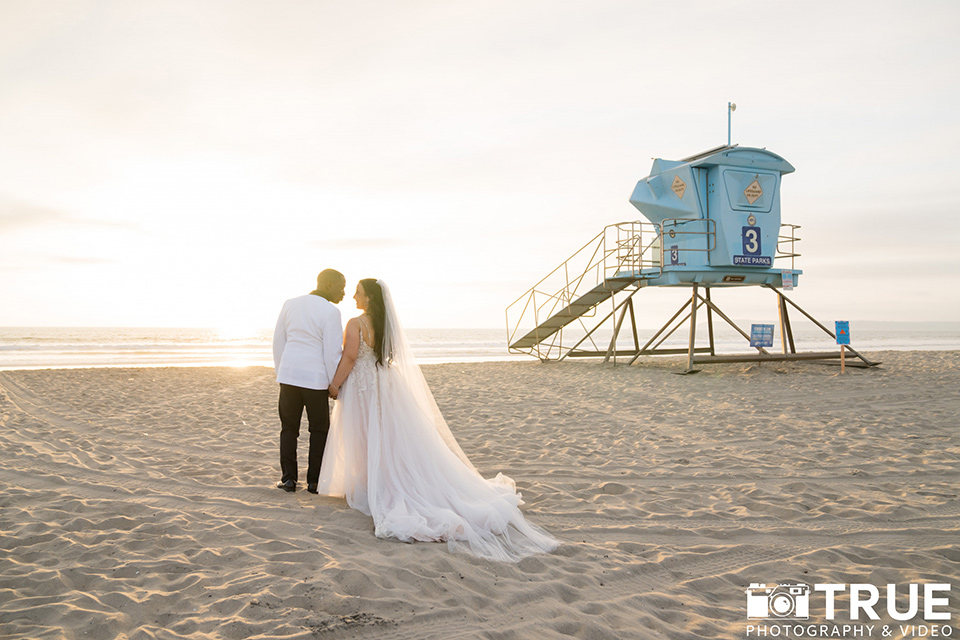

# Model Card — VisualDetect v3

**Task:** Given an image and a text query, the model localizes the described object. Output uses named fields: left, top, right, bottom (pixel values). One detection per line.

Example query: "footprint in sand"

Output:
left=600, top=482, right=629, bottom=495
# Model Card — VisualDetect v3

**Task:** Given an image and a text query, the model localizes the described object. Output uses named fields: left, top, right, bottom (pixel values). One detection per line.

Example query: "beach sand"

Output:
left=1, top=351, right=957, bottom=639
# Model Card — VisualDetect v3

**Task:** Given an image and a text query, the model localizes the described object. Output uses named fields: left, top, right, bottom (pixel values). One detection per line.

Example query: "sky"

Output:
left=1, top=0, right=959, bottom=333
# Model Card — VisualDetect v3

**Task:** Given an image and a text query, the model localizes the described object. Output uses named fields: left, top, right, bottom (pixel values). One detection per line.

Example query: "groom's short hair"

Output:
left=317, top=269, right=345, bottom=289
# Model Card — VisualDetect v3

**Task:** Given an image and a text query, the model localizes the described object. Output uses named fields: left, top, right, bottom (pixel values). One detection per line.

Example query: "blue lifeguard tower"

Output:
left=506, top=143, right=876, bottom=372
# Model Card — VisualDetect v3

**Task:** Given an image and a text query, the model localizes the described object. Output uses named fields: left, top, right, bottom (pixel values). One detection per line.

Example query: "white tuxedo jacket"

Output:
left=273, top=294, right=343, bottom=390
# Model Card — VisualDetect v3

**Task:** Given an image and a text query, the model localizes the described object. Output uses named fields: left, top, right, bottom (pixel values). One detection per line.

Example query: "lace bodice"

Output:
left=358, top=338, right=375, bottom=361
left=349, top=325, right=378, bottom=394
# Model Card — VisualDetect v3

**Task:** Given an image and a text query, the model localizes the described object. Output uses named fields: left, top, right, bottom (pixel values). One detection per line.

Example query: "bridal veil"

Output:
left=319, top=280, right=559, bottom=562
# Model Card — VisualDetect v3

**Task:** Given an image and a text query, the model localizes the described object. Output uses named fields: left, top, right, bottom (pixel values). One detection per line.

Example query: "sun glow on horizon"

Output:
left=215, top=324, right=271, bottom=342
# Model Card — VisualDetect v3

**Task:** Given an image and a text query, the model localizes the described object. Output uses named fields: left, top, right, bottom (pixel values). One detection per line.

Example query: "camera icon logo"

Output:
left=745, top=583, right=811, bottom=620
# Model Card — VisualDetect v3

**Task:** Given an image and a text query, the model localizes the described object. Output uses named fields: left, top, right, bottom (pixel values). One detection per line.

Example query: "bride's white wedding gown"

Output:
left=317, top=332, right=558, bottom=562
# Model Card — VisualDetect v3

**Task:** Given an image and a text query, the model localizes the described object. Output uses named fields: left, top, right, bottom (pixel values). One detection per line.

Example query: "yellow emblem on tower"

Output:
left=671, top=175, right=686, bottom=199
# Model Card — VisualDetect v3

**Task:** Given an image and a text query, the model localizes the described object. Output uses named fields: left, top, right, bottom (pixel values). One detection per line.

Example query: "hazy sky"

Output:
left=2, top=0, right=958, bottom=331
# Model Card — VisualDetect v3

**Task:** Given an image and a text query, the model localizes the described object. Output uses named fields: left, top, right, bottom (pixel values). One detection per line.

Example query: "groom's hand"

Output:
left=328, top=383, right=339, bottom=400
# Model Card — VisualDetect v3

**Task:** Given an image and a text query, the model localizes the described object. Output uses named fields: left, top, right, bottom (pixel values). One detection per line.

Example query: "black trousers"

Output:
left=278, top=383, right=330, bottom=485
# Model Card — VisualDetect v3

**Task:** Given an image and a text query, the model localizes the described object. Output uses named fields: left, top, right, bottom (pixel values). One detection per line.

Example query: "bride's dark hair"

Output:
left=360, top=279, right=387, bottom=366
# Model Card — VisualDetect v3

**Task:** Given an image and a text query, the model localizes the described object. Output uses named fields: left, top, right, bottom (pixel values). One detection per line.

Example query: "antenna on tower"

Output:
left=728, top=102, right=737, bottom=146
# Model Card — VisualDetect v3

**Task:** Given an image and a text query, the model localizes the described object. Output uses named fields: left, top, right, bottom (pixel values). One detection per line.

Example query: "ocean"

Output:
left=0, top=327, right=523, bottom=370
left=0, top=323, right=958, bottom=371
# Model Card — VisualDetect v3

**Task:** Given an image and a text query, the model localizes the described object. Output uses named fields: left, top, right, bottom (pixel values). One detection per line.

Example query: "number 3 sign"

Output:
left=742, top=226, right=761, bottom=255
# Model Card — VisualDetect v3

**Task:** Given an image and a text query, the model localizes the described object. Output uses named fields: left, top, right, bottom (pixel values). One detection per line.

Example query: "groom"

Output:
left=272, top=269, right=346, bottom=494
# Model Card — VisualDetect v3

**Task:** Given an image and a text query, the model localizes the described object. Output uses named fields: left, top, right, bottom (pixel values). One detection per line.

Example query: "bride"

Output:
left=317, top=279, right=558, bottom=562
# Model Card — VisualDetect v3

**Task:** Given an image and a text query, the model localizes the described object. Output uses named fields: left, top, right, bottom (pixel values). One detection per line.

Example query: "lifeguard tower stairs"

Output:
left=506, top=145, right=877, bottom=372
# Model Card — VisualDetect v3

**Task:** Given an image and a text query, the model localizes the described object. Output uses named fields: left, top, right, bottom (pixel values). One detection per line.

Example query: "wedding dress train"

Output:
left=317, top=284, right=558, bottom=563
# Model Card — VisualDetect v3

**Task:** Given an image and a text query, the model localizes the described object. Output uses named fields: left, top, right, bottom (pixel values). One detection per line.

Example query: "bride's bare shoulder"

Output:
left=343, top=316, right=362, bottom=336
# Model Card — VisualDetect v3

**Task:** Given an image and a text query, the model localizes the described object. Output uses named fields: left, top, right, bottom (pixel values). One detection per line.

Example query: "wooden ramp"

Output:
left=509, top=279, right=635, bottom=350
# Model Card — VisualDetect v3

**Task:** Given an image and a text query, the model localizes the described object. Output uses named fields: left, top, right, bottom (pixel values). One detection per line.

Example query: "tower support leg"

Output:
left=706, top=287, right=716, bottom=357
left=778, top=292, right=796, bottom=354
left=684, top=285, right=701, bottom=374
left=765, top=285, right=876, bottom=366
left=628, top=297, right=695, bottom=365
left=605, top=299, right=632, bottom=364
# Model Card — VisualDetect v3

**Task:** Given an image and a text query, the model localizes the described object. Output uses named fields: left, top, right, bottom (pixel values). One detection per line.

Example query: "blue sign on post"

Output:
left=835, top=321, right=851, bottom=345
left=750, top=324, right=774, bottom=348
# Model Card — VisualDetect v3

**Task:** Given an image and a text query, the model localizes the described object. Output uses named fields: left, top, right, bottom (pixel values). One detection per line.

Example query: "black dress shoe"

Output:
left=276, top=480, right=296, bottom=492
left=307, top=483, right=318, bottom=494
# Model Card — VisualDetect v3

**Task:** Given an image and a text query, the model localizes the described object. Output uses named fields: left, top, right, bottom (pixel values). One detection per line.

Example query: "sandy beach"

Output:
left=1, top=352, right=957, bottom=639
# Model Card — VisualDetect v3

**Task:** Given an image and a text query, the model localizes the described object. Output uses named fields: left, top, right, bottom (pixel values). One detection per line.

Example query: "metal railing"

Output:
left=658, top=218, right=717, bottom=266
left=776, top=223, right=801, bottom=269
left=506, top=219, right=802, bottom=360
left=505, top=221, right=657, bottom=359
left=608, top=220, right=661, bottom=278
